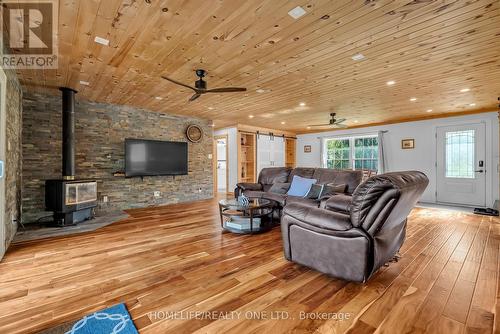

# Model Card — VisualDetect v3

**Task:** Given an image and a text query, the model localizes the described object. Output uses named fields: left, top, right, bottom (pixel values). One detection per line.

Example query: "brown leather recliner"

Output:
left=281, top=171, right=429, bottom=282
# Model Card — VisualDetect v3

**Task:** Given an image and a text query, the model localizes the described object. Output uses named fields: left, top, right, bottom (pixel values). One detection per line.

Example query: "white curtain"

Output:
left=378, top=130, right=387, bottom=173
left=320, top=137, right=326, bottom=168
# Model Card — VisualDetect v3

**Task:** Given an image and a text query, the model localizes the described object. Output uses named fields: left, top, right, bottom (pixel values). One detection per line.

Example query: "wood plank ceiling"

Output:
left=15, top=0, right=500, bottom=133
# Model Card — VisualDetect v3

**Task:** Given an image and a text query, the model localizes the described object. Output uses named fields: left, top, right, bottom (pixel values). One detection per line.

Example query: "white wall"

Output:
left=214, top=127, right=238, bottom=191
left=297, top=112, right=499, bottom=207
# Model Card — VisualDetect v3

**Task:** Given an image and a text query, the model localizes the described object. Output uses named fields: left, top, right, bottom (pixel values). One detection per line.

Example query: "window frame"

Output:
left=322, top=134, right=379, bottom=171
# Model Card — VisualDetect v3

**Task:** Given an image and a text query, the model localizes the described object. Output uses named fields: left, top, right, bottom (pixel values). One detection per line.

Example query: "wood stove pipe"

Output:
left=60, top=87, right=77, bottom=180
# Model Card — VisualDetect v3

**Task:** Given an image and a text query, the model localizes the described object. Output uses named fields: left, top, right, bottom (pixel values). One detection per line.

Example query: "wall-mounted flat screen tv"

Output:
left=125, top=139, right=188, bottom=177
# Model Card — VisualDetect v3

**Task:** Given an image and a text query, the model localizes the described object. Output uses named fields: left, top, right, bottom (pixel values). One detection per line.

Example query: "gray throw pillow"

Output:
left=318, top=183, right=347, bottom=199
left=269, top=182, right=290, bottom=194
left=305, top=184, right=324, bottom=199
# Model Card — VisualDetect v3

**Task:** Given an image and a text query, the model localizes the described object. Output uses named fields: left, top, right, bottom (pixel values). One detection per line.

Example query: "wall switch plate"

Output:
left=208, top=154, right=213, bottom=159
left=154, top=191, right=161, bottom=198
left=103, top=195, right=108, bottom=203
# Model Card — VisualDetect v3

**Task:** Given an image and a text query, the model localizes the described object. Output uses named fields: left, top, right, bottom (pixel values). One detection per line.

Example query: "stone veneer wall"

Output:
left=2, top=69, right=22, bottom=250
left=22, top=92, right=213, bottom=223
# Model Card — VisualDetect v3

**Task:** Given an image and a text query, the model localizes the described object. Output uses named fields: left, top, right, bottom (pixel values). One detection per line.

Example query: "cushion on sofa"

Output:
left=287, top=175, right=317, bottom=197
left=318, top=183, right=347, bottom=199
left=287, top=167, right=316, bottom=183
left=286, top=196, right=320, bottom=208
left=323, top=194, right=353, bottom=213
left=269, top=182, right=291, bottom=194
left=258, top=167, right=291, bottom=186
left=261, top=192, right=287, bottom=206
left=305, top=184, right=323, bottom=199
left=312, top=169, right=363, bottom=194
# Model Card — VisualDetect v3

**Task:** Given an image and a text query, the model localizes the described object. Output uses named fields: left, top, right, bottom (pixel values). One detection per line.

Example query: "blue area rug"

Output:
left=65, top=304, right=138, bottom=334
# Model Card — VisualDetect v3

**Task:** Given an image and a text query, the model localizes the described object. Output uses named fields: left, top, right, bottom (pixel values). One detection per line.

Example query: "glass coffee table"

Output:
left=218, top=198, right=277, bottom=234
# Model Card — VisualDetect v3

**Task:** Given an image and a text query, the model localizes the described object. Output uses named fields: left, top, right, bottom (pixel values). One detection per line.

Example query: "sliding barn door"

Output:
left=257, top=135, right=272, bottom=176
left=257, top=135, right=286, bottom=176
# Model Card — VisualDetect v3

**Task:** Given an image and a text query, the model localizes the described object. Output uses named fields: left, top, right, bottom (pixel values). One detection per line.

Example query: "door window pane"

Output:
left=445, top=130, right=475, bottom=178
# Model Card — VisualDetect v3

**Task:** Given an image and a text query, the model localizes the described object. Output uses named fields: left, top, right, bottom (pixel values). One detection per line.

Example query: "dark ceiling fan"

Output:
left=309, top=113, right=348, bottom=128
left=161, top=69, right=247, bottom=102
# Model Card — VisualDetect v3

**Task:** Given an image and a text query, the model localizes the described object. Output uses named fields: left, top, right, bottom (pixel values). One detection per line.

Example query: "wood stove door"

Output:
left=0, top=66, right=7, bottom=259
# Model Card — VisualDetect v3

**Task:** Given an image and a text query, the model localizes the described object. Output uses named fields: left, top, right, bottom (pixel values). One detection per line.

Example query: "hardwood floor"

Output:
left=0, top=198, right=498, bottom=333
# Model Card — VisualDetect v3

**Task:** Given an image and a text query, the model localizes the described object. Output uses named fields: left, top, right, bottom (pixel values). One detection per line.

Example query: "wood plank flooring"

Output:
left=0, top=197, right=498, bottom=333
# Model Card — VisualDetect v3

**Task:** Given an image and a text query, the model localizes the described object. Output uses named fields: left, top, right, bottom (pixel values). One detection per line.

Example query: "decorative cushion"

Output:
left=305, top=184, right=324, bottom=199
left=287, top=175, right=317, bottom=197
left=318, top=183, right=347, bottom=199
left=269, top=182, right=291, bottom=194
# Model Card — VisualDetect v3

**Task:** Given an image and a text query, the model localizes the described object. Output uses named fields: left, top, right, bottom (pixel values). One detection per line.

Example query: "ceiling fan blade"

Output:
left=205, top=87, right=247, bottom=93
left=161, top=75, right=198, bottom=92
left=335, top=118, right=347, bottom=124
left=189, top=93, right=201, bottom=102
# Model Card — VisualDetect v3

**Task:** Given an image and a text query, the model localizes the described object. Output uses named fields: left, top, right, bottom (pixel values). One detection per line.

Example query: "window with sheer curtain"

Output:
left=323, top=135, right=379, bottom=171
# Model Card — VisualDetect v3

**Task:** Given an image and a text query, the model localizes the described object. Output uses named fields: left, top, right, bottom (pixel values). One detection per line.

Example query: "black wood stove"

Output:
left=45, top=88, right=97, bottom=226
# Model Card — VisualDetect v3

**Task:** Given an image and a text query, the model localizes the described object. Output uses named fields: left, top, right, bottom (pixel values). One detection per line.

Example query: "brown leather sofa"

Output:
left=235, top=167, right=363, bottom=209
left=281, top=171, right=429, bottom=282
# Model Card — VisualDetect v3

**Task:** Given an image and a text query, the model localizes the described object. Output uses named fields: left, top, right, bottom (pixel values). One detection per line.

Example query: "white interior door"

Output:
left=436, top=123, right=486, bottom=207
left=257, top=135, right=272, bottom=175
left=272, top=137, right=285, bottom=167
left=0, top=67, right=6, bottom=258
left=216, top=138, right=227, bottom=192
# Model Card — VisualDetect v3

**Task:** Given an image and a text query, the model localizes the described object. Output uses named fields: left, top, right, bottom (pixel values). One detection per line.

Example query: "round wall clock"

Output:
left=186, top=124, right=203, bottom=143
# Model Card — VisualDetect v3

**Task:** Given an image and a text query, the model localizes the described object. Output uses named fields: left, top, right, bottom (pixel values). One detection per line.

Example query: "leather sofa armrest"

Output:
left=323, top=194, right=353, bottom=213
left=283, top=203, right=352, bottom=231
left=236, top=183, right=263, bottom=191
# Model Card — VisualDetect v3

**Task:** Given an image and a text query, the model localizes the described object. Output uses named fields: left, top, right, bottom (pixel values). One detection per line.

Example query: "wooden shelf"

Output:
left=238, top=133, right=256, bottom=183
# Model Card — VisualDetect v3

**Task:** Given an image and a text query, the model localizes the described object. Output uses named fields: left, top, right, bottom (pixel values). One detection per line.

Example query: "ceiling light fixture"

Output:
left=94, top=36, right=110, bottom=46
left=248, top=115, right=254, bottom=118
left=281, top=121, right=286, bottom=125
left=155, top=96, right=163, bottom=100
left=386, top=80, right=396, bottom=86
left=410, top=97, right=417, bottom=102
left=426, top=109, right=433, bottom=113
left=288, top=6, right=306, bottom=19
left=351, top=53, right=365, bottom=61
left=79, top=80, right=90, bottom=86
left=299, top=102, right=306, bottom=106
left=460, top=88, right=470, bottom=93
left=208, top=107, right=214, bottom=110
left=256, top=89, right=266, bottom=93
left=469, top=103, right=476, bottom=107
left=353, top=120, right=359, bottom=123
left=306, top=126, right=311, bottom=129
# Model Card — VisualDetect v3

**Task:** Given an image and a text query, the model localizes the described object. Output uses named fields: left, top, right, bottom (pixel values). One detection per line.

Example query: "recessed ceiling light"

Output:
left=469, top=103, right=476, bottom=107
left=155, top=96, right=163, bottom=100
left=299, top=102, right=306, bottom=106
left=386, top=80, right=396, bottom=86
left=281, top=121, right=286, bottom=125
left=208, top=107, right=214, bottom=110
left=256, top=89, right=266, bottom=93
left=79, top=80, right=90, bottom=86
left=410, top=97, right=417, bottom=102
left=210, top=123, right=215, bottom=127
left=306, top=126, right=311, bottom=129
left=460, top=88, right=470, bottom=93
left=351, top=53, right=365, bottom=61
left=426, top=109, right=433, bottom=113
left=353, top=120, right=359, bottom=123
left=248, top=115, right=254, bottom=118
left=94, top=36, right=110, bottom=46
left=288, top=6, right=306, bottom=19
